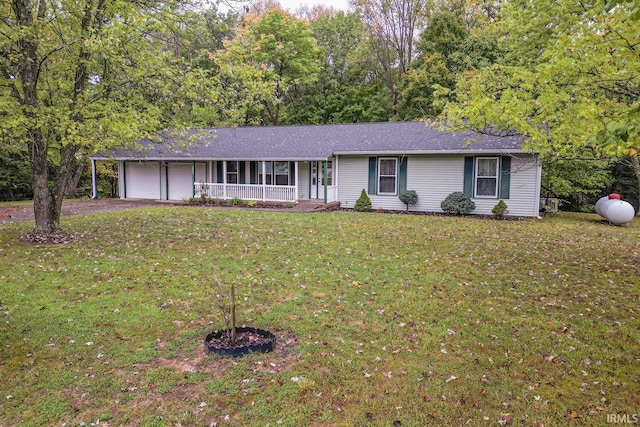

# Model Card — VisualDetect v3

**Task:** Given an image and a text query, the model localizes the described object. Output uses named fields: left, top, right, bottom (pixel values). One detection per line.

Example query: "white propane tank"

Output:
left=595, top=196, right=609, bottom=216
left=605, top=200, right=636, bottom=225
left=597, top=194, right=636, bottom=225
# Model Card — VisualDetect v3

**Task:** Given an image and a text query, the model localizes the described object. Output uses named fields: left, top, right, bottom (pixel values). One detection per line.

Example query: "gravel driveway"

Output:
left=0, top=199, right=170, bottom=224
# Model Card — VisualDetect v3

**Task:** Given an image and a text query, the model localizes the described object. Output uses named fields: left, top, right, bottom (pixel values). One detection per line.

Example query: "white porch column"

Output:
left=294, top=161, right=299, bottom=202
left=262, top=161, right=267, bottom=202
left=223, top=161, right=227, bottom=199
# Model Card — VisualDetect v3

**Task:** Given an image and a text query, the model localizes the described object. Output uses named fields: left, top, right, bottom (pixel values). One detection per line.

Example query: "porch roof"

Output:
left=94, top=121, right=529, bottom=161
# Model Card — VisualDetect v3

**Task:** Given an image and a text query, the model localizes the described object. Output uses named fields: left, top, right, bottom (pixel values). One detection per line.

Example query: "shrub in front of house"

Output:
left=399, top=190, right=418, bottom=211
left=492, top=199, right=509, bottom=219
left=354, top=189, right=372, bottom=212
left=441, top=192, right=476, bottom=214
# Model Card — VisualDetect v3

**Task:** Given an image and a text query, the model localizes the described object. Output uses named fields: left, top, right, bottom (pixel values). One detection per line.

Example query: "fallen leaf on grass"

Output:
left=568, top=409, right=581, bottom=419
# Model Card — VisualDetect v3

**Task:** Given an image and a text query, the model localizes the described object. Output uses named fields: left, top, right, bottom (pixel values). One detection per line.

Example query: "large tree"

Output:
left=441, top=0, right=639, bottom=210
left=285, top=11, right=392, bottom=124
left=214, top=8, right=322, bottom=125
left=1, top=0, right=210, bottom=235
left=351, top=0, right=427, bottom=116
left=443, top=0, right=638, bottom=155
left=397, top=7, right=502, bottom=120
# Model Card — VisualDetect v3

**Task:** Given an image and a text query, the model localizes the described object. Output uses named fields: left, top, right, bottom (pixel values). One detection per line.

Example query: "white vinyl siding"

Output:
left=337, top=154, right=540, bottom=217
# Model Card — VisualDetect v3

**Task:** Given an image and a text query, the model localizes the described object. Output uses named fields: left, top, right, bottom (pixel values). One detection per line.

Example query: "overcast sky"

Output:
left=221, top=0, right=351, bottom=13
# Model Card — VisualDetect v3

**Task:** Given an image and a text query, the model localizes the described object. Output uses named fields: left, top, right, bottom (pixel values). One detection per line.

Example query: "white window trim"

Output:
left=474, top=157, right=499, bottom=198
left=378, top=157, right=398, bottom=195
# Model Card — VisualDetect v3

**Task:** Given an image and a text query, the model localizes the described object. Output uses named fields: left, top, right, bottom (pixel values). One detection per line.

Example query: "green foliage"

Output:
left=398, top=189, right=418, bottom=211
left=398, top=10, right=501, bottom=120
left=442, top=0, right=639, bottom=159
left=214, top=9, right=322, bottom=125
left=229, top=197, right=243, bottom=206
left=354, top=189, right=372, bottom=211
left=541, top=158, right=614, bottom=212
left=441, top=191, right=476, bottom=214
left=491, top=200, right=509, bottom=219
left=287, top=12, right=393, bottom=124
left=417, top=10, right=468, bottom=70
left=1, top=0, right=217, bottom=231
left=0, top=133, right=31, bottom=200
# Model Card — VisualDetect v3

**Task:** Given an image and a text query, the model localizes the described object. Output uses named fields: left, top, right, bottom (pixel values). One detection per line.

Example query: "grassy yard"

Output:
left=0, top=207, right=638, bottom=426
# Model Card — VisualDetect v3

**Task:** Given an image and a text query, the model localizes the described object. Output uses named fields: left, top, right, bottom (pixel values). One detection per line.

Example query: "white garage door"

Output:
left=126, top=162, right=161, bottom=199
left=168, top=162, right=207, bottom=201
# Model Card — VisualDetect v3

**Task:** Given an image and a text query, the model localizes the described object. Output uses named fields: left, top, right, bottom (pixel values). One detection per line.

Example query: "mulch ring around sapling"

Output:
left=205, top=327, right=276, bottom=357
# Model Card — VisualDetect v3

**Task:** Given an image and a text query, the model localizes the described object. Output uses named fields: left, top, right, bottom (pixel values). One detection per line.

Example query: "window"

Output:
left=378, top=158, right=397, bottom=194
left=226, top=161, right=238, bottom=184
left=275, top=161, right=289, bottom=185
left=475, top=157, right=498, bottom=197
left=259, top=162, right=273, bottom=185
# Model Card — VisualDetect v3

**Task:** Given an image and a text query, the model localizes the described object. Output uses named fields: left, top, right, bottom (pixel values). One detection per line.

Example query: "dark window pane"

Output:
left=275, top=161, right=288, bottom=174
left=379, top=177, right=396, bottom=193
left=477, top=178, right=497, bottom=196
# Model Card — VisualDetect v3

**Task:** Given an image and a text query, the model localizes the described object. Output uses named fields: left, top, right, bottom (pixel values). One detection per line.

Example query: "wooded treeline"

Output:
left=1, top=0, right=638, bottom=229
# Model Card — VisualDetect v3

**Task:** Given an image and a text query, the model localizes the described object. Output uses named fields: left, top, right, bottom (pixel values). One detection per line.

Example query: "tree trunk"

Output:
left=30, top=129, right=60, bottom=233
left=65, top=159, right=86, bottom=196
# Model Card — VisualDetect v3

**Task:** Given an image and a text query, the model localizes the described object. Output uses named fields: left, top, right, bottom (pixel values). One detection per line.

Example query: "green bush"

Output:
left=354, top=189, right=372, bottom=212
left=399, top=190, right=418, bottom=211
left=492, top=199, right=509, bottom=219
left=441, top=192, right=476, bottom=215
left=229, top=197, right=243, bottom=206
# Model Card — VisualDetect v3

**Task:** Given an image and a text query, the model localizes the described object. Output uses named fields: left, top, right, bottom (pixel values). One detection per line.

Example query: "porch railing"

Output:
left=194, top=182, right=296, bottom=203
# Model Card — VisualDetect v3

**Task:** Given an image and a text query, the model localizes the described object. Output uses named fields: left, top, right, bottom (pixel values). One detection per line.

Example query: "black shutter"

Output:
left=290, top=161, right=295, bottom=185
left=499, top=156, right=511, bottom=199
left=250, top=161, right=257, bottom=184
left=368, top=157, right=377, bottom=194
left=239, top=162, right=246, bottom=184
left=398, top=157, right=408, bottom=194
left=216, top=161, right=223, bottom=183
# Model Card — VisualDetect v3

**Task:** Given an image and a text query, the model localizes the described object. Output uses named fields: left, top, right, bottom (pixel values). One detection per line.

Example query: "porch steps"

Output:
left=293, top=201, right=341, bottom=212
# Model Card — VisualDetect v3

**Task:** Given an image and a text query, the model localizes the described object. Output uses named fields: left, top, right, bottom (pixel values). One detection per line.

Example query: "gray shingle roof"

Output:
left=96, top=121, right=528, bottom=161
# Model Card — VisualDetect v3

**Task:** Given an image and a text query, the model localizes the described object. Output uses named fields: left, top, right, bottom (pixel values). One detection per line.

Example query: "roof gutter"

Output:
left=90, top=156, right=331, bottom=162
left=332, top=149, right=535, bottom=156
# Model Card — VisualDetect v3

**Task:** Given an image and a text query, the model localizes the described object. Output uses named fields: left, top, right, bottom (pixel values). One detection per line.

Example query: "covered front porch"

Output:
left=91, top=158, right=337, bottom=203
left=194, top=182, right=297, bottom=203
left=193, top=159, right=336, bottom=203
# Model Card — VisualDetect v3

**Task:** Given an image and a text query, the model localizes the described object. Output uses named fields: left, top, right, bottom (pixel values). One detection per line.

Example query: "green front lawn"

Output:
left=1, top=208, right=638, bottom=426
